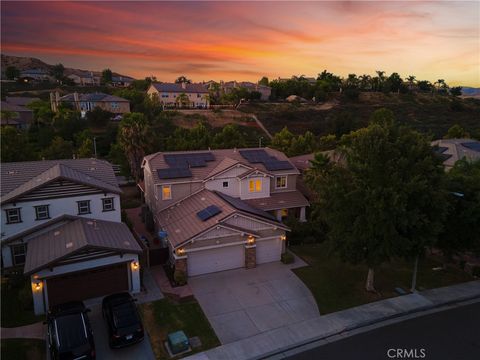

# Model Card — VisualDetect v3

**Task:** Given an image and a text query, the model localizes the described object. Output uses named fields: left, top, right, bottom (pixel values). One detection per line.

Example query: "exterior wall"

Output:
left=1, top=246, right=13, bottom=267
left=185, top=233, right=246, bottom=250
left=31, top=254, right=140, bottom=315
left=245, top=245, right=256, bottom=269
left=239, top=176, right=271, bottom=200
left=80, top=101, right=130, bottom=114
left=205, top=177, right=240, bottom=197
left=270, top=174, right=297, bottom=193
left=154, top=182, right=203, bottom=212
left=147, top=86, right=209, bottom=108
left=1, top=193, right=121, bottom=241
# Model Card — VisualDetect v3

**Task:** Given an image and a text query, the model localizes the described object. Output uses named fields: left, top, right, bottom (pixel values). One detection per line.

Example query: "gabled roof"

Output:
left=205, top=157, right=247, bottom=179
left=1, top=101, right=32, bottom=113
left=245, top=190, right=310, bottom=211
left=5, top=97, right=40, bottom=107
left=237, top=168, right=273, bottom=179
left=1, top=159, right=120, bottom=203
left=150, top=83, right=209, bottom=94
left=157, top=189, right=285, bottom=248
left=24, top=218, right=142, bottom=274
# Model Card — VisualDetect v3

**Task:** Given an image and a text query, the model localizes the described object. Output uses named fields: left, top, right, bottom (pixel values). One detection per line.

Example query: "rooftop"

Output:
left=151, top=82, right=208, bottom=94
left=432, top=138, right=480, bottom=168
left=60, top=92, right=129, bottom=103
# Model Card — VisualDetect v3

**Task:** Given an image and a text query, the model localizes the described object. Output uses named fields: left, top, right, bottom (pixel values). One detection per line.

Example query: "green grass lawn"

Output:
left=1, top=275, right=44, bottom=327
left=139, top=298, right=220, bottom=359
left=290, top=243, right=473, bottom=314
left=1, top=339, right=46, bottom=360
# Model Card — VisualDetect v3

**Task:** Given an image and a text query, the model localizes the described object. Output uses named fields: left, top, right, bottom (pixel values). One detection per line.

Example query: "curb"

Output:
left=257, top=292, right=480, bottom=360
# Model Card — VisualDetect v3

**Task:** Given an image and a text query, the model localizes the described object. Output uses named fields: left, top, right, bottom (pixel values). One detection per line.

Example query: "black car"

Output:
left=102, top=292, right=144, bottom=348
left=46, top=301, right=95, bottom=360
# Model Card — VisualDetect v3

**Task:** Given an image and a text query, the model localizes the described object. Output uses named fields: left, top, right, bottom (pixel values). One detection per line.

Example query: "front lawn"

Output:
left=291, top=243, right=473, bottom=314
left=139, top=298, right=220, bottom=359
left=1, top=339, right=46, bottom=360
left=1, top=273, right=44, bottom=327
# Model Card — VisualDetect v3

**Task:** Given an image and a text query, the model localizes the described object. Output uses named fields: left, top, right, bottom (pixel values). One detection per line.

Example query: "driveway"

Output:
left=189, top=259, right=320, bottom=344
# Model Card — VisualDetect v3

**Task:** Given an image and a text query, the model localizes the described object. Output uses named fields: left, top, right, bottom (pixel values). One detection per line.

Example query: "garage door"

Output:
left=47, top=263, right=129, bottom=307
left=256, top=238, right=283, bottom=264
left=188, top=245, right=244, bottom=277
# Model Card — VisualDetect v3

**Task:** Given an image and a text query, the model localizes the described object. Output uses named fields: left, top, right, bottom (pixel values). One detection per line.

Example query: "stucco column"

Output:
left=174, top=256, right=188, bottom=274
left=245, top=245, right=256, bottom=269
left=31, top=277, right=46, bottom=315
left=299, top=207, right=307, bottom=222
left=130, top=258, right=141, bottom=293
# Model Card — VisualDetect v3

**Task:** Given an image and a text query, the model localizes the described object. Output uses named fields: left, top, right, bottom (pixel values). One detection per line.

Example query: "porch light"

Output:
left=247, top=235, right=255, bottom=245
left=177, top=248, right=186, bottom=256
left=280, top=235, right=286, bottom=241
left=131, top=261, right=139, bottom=270
left=33, top=281, right=42, bottom=291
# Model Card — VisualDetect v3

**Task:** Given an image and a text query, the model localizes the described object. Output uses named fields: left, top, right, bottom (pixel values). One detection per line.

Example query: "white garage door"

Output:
left=256, top=238, right=283, bottom=264
left=187, top=244, right=245, bottom=276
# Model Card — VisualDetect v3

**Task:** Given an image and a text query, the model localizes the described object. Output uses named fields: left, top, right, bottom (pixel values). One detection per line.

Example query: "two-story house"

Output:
left=147, top=82, right=209, bottom=108
left=51, top=92, right=131, bottom=116
left=67, top=71, right=101, bottom=86
left=141, top=148, right=309, bottom=277
left=1, top=159, right=141, bottom=315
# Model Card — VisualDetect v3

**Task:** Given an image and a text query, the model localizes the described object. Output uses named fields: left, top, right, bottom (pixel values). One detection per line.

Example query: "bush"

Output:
left=174, top=270, right=187, bottom=286
left=472, top=266, right=480, bottom=278
left=281, top=251, right=294, bottom=264
left=18, top=282, right=33, bottom=310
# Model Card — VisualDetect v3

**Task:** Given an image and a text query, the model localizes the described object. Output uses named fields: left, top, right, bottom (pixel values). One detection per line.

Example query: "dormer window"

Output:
left=275, top=176, right=287, bottom=189
left=5, top=208, right=22, bottom=224
left=77, top=200, right=91, bottom=215
left=34, top=205, right=50, bottom=220
left=248, top=179, right=262, bottom=193
left=102, top=198, right=115, bottom=212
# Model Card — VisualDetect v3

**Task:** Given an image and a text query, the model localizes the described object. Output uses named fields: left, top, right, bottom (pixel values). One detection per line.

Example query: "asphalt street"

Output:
left=286, top=301, right=480, bottom=360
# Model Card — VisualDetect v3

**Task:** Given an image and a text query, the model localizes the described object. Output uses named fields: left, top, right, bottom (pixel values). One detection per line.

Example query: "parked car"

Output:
left=102, top=292, right=144, bottom=348
left=46, top=301, right=95, bottom=360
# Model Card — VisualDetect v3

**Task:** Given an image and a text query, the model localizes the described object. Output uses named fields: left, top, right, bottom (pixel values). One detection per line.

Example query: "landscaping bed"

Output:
left=290, top=243, right=473, bottom=314
left=1, top=339, right=46, bottom=360
left=139, top=298, right=219, bottom=359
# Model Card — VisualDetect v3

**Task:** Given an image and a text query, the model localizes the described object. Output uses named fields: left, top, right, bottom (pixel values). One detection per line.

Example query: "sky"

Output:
left=1, top=1, right=479, bottom=86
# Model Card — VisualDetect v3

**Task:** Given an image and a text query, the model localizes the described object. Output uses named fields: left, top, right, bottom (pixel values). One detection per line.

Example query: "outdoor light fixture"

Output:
left=34, top=281, right=42, bottom=291
left=247, top=235, right=255, bottom=245
left=132, top=261, right=139, bottom=270
left=177, top=248, right=186, bottom=256
left=280, top=235, right=286, bottom=241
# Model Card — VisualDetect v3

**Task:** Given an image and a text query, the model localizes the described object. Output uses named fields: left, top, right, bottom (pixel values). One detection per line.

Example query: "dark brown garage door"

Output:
left=47, top=263, right=129, bottom=307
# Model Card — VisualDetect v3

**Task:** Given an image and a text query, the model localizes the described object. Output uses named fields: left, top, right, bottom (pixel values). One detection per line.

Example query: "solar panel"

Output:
left=462, top=142, right=480, bottom=152
left=434, top=146, right=448, bottom=154
left=164, top=152, right=214, bottom=168
left=264, top=161, right=294, bottom=171
left=157, top=168, right=192, bottom=179
left=215, top=192, right=277, bottom=221
left=196, top=205, right=222, bottom=221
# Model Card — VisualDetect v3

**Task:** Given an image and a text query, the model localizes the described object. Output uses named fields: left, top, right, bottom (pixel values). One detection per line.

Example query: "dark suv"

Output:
left=46, top=302, right=95, bottom=360
left=102, top=292, right=144, bottom=348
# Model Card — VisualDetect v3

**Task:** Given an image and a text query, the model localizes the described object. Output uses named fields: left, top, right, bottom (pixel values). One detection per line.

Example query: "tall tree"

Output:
left=42, top=136, right=74, bottom=160
left=444, top=124, right=470, bottom=139
left=175, top=76, right=191, bottom=84
left=306, top=109, right=447, bottom=292
left=5, top=66, right=20, bottom=80
left=101, top=68, right=113, bottom=84
left=258, top=77, right=269, bottom=86
left=117, top=112, right=150, bottom=181
left=51, top=63, right=65, bottom=82
left=1, top=126, right=35, bottom=162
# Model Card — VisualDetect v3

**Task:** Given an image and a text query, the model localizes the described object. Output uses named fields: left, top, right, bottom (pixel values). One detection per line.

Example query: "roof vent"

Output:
left=66, top=242, right=73, bottom=248
left=87, top=221, right=94, bottom=225
left=54, top=231, right=61, bottom=236
left=201, top=197, right=206, bottom=201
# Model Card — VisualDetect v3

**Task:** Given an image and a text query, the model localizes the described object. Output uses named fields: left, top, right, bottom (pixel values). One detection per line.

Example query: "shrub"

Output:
left=174, top=270, right=187, bottom=286
left=18, top=282, right=33, bottom=310
left=281, top=251, right=294, bottom=264
left=472, top=266, right=480, bottom=278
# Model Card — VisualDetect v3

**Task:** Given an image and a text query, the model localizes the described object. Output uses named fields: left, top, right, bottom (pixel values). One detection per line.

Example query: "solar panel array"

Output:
left=197, top=205, right=222, bottom=221
left=215, top=192, right=277, bottom=221
left=239, top=149, right=294, bottom=171
left=433, top=146, right=448, bottom=154
left=158, top=152, right=215, bottom=179
left=462, top=142, right=480, bottom=153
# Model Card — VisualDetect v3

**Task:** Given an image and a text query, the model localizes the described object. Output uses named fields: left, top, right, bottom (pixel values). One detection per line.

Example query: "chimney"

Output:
left=181, top=82, right=186, bottom=90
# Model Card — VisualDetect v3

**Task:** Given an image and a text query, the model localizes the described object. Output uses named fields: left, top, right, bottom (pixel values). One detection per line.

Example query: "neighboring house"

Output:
left=112, top=75, right=135, bottom=87
left=67, top=71, right=101, bottom=86
left=221, top=81, right=272, bottom=101
left=5, top=96, right=41, bottom=107
left=1, top=159, right=141, bottom=315
left=51, top=92, right=130, bottom=115
left=19, top=69, right=52, bottom=82
left=0, top=101, right=34, bottom=129
left=432, top=138, right=480, bottom=170
left=147, top=83, right=209, bottom=108
left=141, top=148, right=309, bottom=277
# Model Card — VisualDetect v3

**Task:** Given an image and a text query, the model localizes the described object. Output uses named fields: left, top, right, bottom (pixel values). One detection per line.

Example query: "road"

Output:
left=285, top=301, right=480, bottom=360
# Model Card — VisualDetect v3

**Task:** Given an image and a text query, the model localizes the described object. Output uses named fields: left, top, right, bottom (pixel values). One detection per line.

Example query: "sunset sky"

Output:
left=2, top=1, right=479, bottom=86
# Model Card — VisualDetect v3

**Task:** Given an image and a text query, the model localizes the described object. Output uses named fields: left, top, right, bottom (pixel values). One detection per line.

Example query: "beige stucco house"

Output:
left=147, top=82, right=209, bottom=108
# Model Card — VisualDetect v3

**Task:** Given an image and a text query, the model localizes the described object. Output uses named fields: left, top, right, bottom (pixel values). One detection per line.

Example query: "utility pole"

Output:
left=93, top=137, right=97, bottom=158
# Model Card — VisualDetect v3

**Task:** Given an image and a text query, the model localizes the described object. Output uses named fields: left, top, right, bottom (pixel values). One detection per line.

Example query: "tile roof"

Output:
left=144, top=148, right=299, bottom=184
left=1, top=159, right=120, bottom=201
left=1, top=101, right=32, bottom=113
left=205, top=157, right=245, bottom=178
left=245, top=190, right=309, bottom=211
left=60, top=92, right=129, bottom=103
left=151, top=83, right=208, bottom=93
left=24, top=218, right=142, bottom=274
left=5, top=97, right=40, bottom=107
left=432, top=139, right=480, bottom=168
left=157, top=189, right=285, bottom=247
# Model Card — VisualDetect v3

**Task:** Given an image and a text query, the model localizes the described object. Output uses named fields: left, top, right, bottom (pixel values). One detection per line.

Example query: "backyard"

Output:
left=139, top=298, right=220, bottom=359
left=290, top=243, right=474, bottom=314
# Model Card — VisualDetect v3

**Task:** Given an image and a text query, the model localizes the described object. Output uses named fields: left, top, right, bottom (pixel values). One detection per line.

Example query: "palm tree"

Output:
left=374, top=70, right=385, bottom=92
left=359, top=74, right=371, bottom=91
left=176, top=93, right=191, bottom=108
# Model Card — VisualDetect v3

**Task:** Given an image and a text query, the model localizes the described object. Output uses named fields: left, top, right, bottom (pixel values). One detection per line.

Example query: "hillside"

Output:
left=1, top=54, right=133, bottom=78
left=239, top=92, right=480, bottom=139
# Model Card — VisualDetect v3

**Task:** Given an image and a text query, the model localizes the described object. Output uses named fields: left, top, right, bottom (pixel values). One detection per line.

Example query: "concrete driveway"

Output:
left=89, top=304, right=156, bottom=360
left=189, top=259, right=320, bottom=344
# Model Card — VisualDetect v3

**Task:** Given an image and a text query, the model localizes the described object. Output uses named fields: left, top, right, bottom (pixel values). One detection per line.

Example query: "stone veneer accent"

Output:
left=175, top=257, right=187, bottom=273
left=245, top=245, right=256, bottom=269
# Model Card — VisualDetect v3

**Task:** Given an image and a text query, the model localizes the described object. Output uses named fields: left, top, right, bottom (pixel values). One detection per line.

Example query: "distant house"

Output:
left=0, top=101, right=34, bottom=129
left=147, top=82, right=209, bottom=108
left=51, top=92, right=130, bottom=116
left=112, top=75, right=135, bottom=87
left=0, top=159, right=142, bottom=315
left=19, top=69, right=52, bottom=82
left=221, top=81, right=272, bottom=101
left=5, top=96, right=40, bottom=107
left=432, top=138, right=480, bottom=170
left=67, top=71, right=100, bottom=86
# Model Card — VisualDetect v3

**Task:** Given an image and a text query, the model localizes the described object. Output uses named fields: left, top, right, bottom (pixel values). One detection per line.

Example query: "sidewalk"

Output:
left=185, top=280, right=480, bottom=360
left=1, top=322, right=45, bottom=340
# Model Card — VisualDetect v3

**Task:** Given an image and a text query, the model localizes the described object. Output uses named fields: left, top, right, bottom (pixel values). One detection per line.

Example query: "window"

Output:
left=222, top=181, right=229, bottom=188
left=162, top=185, right=172, bottom=200
left=248, top=179, right=262, bottom=193
left=11, top=244, right=26, bottom=265
left=162, top=93, right=169, bottom=98
left=77, top=200, right=91, bottom=215
left=5, top=208, right=22, bottom=224
left=275, top=176, right=287, bottom=189
left=102, top=198, right=115, bottom=212
left=111, top=102, right=119, bottom=110
left=197, top=94, right=201, bottom=98
left=34, top=205, right=50, bottom=220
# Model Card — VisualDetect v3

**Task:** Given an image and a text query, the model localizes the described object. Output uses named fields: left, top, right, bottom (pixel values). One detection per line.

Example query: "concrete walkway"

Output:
left=185, top=280, right=480, bottom=360
left=1, top=321, right=45, bottom=340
